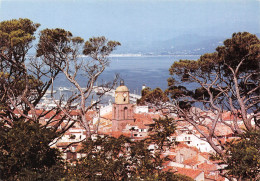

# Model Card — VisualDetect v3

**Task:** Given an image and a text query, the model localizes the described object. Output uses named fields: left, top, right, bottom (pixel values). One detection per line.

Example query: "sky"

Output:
left=0, top=0, right=259, bottom=44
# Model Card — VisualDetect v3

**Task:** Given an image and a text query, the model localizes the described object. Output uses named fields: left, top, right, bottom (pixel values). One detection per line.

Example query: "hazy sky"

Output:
left=0, top=0, right=259, bottom=43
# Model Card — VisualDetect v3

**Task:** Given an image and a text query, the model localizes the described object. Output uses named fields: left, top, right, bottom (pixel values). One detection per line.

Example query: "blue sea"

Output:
left=53, top=55, right=201, bottom=95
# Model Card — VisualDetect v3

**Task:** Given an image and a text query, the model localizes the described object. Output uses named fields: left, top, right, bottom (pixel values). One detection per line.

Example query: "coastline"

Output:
left=109, top=54, right=202, bottom=58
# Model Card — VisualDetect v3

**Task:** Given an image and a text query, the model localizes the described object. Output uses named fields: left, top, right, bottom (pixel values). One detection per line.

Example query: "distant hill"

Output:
left=116, top=33, right=259, bottom=55
left=147, top=34, right=225, bottom=55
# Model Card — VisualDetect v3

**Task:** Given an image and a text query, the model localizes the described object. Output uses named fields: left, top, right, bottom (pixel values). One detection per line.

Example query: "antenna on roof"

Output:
left=120, top=79, right=125, bottom=86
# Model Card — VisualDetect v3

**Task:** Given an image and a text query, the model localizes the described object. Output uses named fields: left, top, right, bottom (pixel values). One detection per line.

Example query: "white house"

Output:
left=176, top=132, right=215, bottom=153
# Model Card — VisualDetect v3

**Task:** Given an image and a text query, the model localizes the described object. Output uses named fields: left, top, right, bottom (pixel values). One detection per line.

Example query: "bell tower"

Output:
left=112, top=80, right=134, bottom=133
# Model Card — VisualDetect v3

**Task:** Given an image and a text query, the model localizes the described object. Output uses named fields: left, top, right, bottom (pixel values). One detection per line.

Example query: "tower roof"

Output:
left=115, top=85, right=129, bottom=92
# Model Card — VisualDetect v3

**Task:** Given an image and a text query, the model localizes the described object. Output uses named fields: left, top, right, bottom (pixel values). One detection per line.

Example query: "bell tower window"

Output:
left=124, top=107, right=128, bottom=119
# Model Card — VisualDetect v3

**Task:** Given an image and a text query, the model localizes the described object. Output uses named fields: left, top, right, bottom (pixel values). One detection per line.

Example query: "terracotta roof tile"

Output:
left=183, top=155, right=200, bottom=166
left=198, top=163, right=217, bottom=172
left=175, top=143, right=199, bottom=153
left=176, top=167, right=203, bottom=179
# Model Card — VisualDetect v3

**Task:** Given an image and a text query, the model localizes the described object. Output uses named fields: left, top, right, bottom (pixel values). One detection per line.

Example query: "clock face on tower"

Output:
left=123, top=93, right=127, bottom=97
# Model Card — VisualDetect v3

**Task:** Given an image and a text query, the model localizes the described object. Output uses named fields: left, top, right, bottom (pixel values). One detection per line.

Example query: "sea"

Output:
left=53, top=55, right=201, bottom=96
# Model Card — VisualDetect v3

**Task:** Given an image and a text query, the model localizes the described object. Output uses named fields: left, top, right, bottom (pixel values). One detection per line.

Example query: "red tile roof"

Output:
left=176, top=167, right=203, bottom=179
left=198, top=162, right=217, bottom=172
left=175, top=143, right=199, bottom=153
left=183, top=155, right=200, bottom=166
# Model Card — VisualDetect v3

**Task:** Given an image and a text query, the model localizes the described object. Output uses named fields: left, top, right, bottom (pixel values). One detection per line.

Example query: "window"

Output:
left=124, top=107, right=128, bottom=119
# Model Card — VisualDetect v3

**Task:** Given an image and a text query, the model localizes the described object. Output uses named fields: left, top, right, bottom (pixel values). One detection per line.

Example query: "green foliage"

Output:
left=0, top=119, right=64, bottom=180
left=37, top=28, right=73, bottom=58
left=141, top=87, right=152, bottom=97
left=148, top=116, right=176, bottom=150
left=68, top=135, right=133, bottom=180
left=217, top=32, right=260, bottom=76
left=137, top=87, right=169, bottom=106
left=83, top=36, right=121, bottom=57
left=36, top=28, right=76, bottom=72
left=219, top=130, right=260, bottom=180
left=169, top=59, right=198, bottom=76
left=0, top=19, right=40, bottom=104
left=165, top=173, right=195, bottom=181
left=0, top=18, right=39, bottom=69
left=0, top=18, right=39, bottom=50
